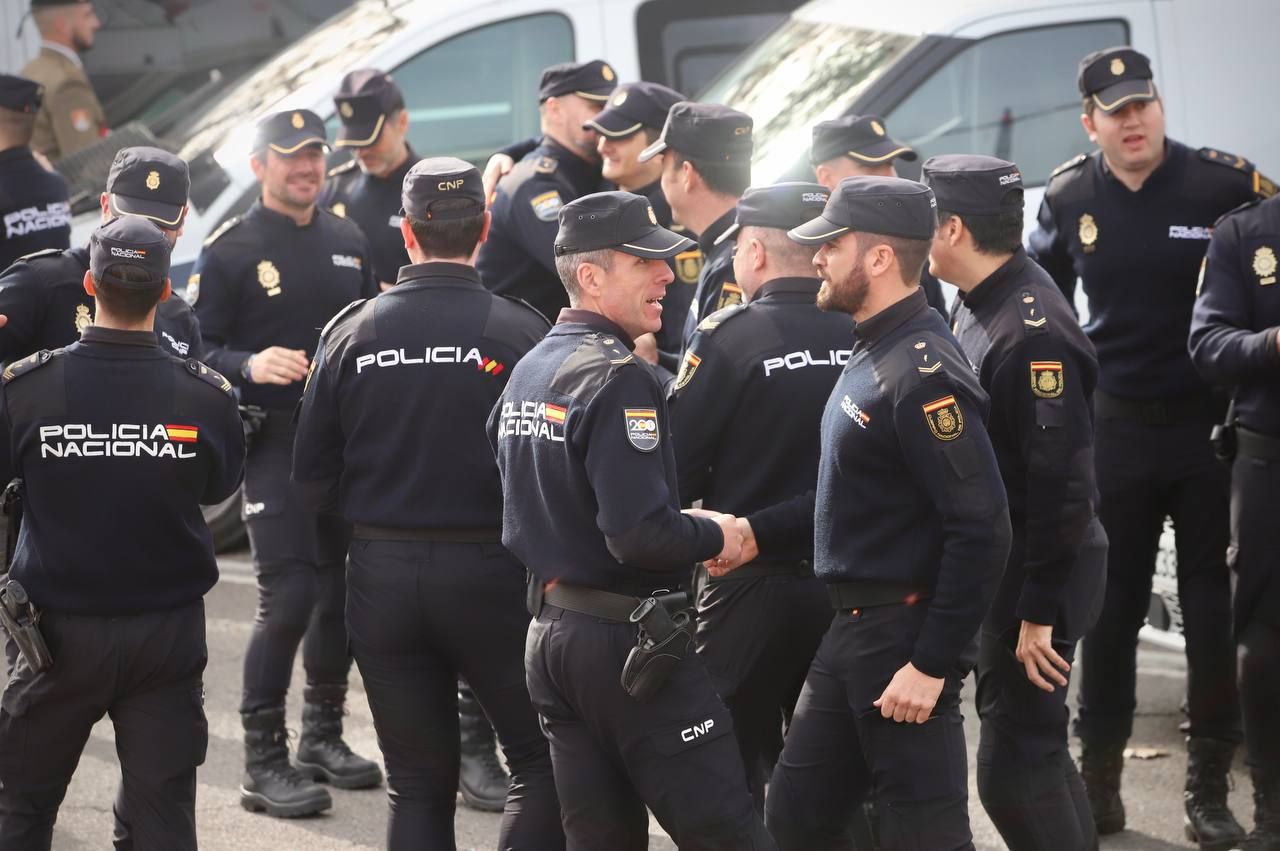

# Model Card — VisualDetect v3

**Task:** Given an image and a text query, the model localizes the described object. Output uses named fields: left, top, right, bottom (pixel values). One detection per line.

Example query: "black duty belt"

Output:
left=543, top=582, right=689, bottom=623
left=1237, top=426, right=1280, bottom=461
left=826, top=580, right=932, bottom=611
left=352, top=525, right=502, bottom=543
left=708, top=560, right=814, bottom=583
left=1094, top=390, right=1222, bottom=426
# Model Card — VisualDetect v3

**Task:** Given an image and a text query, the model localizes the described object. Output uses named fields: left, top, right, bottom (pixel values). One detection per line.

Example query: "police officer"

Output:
left=0, top=146, right=201, bottom=361
left=810, top=115, right=947, bottom=317
left=488, top=190, right=775, bottom=849
left=668, top=181, right=839, bottom=808
left=293, top=157, right=562, bottom=849
left=321, top=69, right=416, bottom=291
left=925, top=154, right=1106, bottom=850
left=759, top=176, right=1011, bottom=850
left=192, top=109, right=381, bottom=818
left=0, top=216, right=244, bottom=850
left=638, top=101, right=753, bottom=349
left=0, top=74, right=69, bottom=271
left=476, top=59, right=616, bottom=320
left=20, top=0, right=107, bottom=162
left=1189, top=194, right=1280, bottom=851
left=1028, top=46, right=1273, bottom=844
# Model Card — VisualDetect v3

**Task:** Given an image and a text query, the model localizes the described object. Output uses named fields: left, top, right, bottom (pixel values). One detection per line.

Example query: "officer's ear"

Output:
left=1080, top=109, right=1099, bottom=143
left=159, top=277, right=172, bottom=303
left=813, top=162, right=834, bottom=192
left=392, top=109, right=409, bottom=136
left=249, top=150, right=268, bottom=182
left=476, top=210, right=492, bottom=247
left=400, top=216, right=418, bottom=254
left=98, top=192, right=110, bottom=223
left=82, top=270, right=97, bottom=297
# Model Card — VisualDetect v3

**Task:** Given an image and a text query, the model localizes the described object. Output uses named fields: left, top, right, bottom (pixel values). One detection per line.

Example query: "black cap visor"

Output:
left=788, top=215, right=851, bottom=245
left=847, top=136, right=918, bottom=164
left=108, top=194, right=186, bottom=230
left=584, top=108, right=644, bottom=138
left=618, top=224, right=695, bottom=259
left=335, top=114, right=386, bottom=148
left=1091, top=78, right=1156, bottom=114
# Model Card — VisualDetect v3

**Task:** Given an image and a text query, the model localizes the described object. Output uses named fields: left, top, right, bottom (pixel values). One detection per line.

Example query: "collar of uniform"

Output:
left=382, top=145, right=417, bottom=186
left=698, top=208, right=738, bottom=255
left=41, top=41, right=83, bottom=69
left=394, top=261, right=481, bottom=288
left=958, top=248, right=1029, bottom=311
left=553, top=308, right=636, bottom=350
left=540, top=136, right=601, bottom=188
left=1098, top=138, right=1181, bottom=193
left=753, top=276, right=821, bottom=303
left=0, top=147, right=36, bottom=166
left=250, top=199, right=318, bottom=231
left=79, top=327, right=160, bottom=349
left=852, top=286, right=928, bottom=346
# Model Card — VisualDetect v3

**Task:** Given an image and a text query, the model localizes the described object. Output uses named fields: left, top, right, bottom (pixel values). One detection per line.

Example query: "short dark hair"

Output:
left=937, top=200, right=1023, bottom=256
left=94, top=264, right=164, bottom=321
left=854, top=231, right=933, bottom=285
left=407, top=199, right=486, bottom=259
left=671, top=151, right=750, bottom=197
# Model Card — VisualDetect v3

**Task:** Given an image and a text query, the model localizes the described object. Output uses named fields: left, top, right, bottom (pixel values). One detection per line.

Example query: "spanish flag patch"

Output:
left=543, top=403, right=567, bottom=424
left=1030, top=361, right=1064, bottom=398
left=166, top=424, right=199, bottom=443
left=922, top=396, right=963, bottom=441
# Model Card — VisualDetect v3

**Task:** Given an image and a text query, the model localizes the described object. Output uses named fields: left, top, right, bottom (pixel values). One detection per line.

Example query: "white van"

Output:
left=88, top=0, right=801, bottom=287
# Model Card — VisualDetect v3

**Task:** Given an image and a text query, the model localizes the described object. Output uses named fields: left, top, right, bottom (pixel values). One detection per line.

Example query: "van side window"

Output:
left=364, top=14, right=573, bottom=165
left=884, top=20, right=1128, bottom=186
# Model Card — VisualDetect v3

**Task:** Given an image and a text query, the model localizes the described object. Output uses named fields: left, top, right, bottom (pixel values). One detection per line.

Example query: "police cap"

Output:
left=106, top=146, right=190, bottom=230
left=333, top=69, right=405, bottom=148
left=789, top=176, right=936, bottom=244
left=539, top=60, right=617, bottom=103
left=254, top=109, right=328, bottom=156
left=401, top=156, right=484, bottom=221
left=0, top=74, right=42, bottom=113
left=810, top=114, right=917, bottom=165
left=637, top=101, right=753, bottom=164
left=584, top=81, right=684, bottom=138
left=554, top=191, right=694, bottom=259
left=718, top=181, right=830, bottom=245
left=1078, top=46, right=1156, bottom=114
left=89, top=217, right=171, bottom=289
left=922, top=154, right=1023, bottom=216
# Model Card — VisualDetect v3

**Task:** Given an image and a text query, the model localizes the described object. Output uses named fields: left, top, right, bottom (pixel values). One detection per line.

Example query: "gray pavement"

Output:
left=37, top=550, right=1255, bottom=850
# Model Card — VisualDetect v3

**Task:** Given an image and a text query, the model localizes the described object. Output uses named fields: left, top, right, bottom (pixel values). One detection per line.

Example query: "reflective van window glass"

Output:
left=885, top=20, right=1128, bottom=186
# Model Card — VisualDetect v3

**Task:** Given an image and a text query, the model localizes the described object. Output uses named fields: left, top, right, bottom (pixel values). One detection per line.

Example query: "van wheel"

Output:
left=202, top=485, right=247, bottom=553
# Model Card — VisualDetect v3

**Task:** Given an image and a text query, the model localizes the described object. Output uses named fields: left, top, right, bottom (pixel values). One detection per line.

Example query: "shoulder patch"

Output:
left=1030, top=361, right=1064, bottom=398
left=203, top=216, right=243, bottom=247
left=184, top=358, right=233, bottom=395
left=319, top=298, right=367, bottom=340
left=530, top=190, right=563, bottom=222
left=15, top=248, right=64, bottom=264
left=327, top=159, right=359, bottom=178
left=1018, top=290, right=1049, bottom=333
left=2, top=350, right=55, bottom=384
left=922, top=394, right=964, bottom=441
left=673, top=350, right=701, bottom=391
left=1050, top=153, right=1087, bottom=179
left=623, top=407, right=660, bottom=452
left=695, top=303, right=747, bottom=336
left=909, top=338, right=945, bottom=378
left=533, top=156, right=558, bottom=175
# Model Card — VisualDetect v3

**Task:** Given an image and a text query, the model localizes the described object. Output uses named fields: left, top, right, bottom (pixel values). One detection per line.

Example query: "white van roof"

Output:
left=794, top=0, right=1123, bottom=37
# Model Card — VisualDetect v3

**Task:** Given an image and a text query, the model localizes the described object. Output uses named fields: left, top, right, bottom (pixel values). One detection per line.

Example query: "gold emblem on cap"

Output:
left=1110, top=57, right=1125, bottom=75
left=647, top=205, right=658, bottom=225
left=870, top=120, right=885, bottom=136
left=145, top=170, right=160, bottom=191
left=1078, top=213, right=1098, bottom=253
left=734, top=126, right=749, bottom=136
left=601, top=64, right=615, bottom=82
left=257, top=260, right=282, bottom=297
left=1254, top=246, right=1277, bottom=285
left=339, top=102, right=353, bottom=119
left=291, top=112, right=305, bottom=130
left=613, top=90, right=628, bottom=106
left=74, top=304, right=92, bottom=334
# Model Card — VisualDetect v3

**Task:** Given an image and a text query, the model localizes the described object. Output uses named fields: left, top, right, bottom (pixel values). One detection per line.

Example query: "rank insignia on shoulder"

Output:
left=203, top=216, right=242, bottom=247
left=911, top=340, right=943, bottom=376
left=327, top=159, right=358, bottom=178
left=531, top=190, right=563, bottom=222
left=1030, top=361, right=1064, bottom=398
left=697, top=314, right=722, bottom=333
left=674, top=352, right=701, bottom=391
left=187, top=358, right=233, bottom=394
left=1051, top=153, right=1087, bottom=178
left=922, top=394, right=964, bottom=441
left=533, top=156, right=558, bottom=174
left=330, top=202, right=347, bottom=218
left=1019, top=291, right=1047, bottom=330
left=623, top=407, right=660, bottom=452
left=1199, top=147, right=1251, bottom=172
left=1254, top=246, right=1277, bottom=285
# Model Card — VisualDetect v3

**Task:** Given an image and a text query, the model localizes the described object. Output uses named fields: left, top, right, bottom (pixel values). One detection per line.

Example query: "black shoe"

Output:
left=1080, top=740, right=1126, bottom=835
left=1184, top=738, right=1246, bottom=851
left=240, top=706, right=333, bottom=818
left=458, top=683, right=509, bottom=813
left=294, top=684, right=384, bottom=790
left=1240, top=768, right=1280, bottom=851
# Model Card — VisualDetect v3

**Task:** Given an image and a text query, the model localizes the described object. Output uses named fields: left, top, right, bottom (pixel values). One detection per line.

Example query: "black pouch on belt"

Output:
left=620, top=596, right=692, bottom=701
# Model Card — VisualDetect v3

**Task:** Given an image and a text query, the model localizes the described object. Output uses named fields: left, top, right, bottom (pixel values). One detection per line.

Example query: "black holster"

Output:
left=1210, top=397, right=1237, bottom=464
left=620, top=595, right=692, bottom=701
left=239, top=404, right=269, bottom=453
left=0, top=479, right=51, bottom=674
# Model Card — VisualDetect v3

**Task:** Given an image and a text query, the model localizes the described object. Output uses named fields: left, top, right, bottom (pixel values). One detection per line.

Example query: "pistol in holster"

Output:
left=1210, top=420, right=1237, bottom=464
left=0, top=480, right=51, bottom=674
left=239, top=405, right=269, bottom=452
left=620, top=594, right=692, bottom=701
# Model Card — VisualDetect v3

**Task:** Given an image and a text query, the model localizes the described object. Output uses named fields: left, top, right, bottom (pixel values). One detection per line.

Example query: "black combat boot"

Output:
left=458, top=684, right=510, bottom=812
left=1241, top=768, right=1280, bottom=851
left=240, top=706, right=333, bottom=818
left=1184, top=738, right=1246, bottom=850
left=295, top=684, right=384, bottom=789
left=1080, top=739, right=1126, bottom=835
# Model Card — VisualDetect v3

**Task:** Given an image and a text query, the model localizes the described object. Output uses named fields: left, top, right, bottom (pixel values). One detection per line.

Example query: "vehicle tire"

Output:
left=203, top=484, right=247, bottom=552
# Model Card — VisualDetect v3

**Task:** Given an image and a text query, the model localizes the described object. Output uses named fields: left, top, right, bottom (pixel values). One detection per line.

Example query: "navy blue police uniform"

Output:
left=0, top=217, right=244, bottom=850
left=928, top=155, right=1106, bottom=850
left=190, top=110, right=382, bottom=811
left=488, top=190, right=776, bottom=850
left=0, top=75, right=70, bottom=272
left=1190, top=194, right=1280, bottom=845
left=293, top=158, right=562, bottom=849
left=762, top=177, right=1011, bottom=851
left=1027, top=49, right=1274, bottom=821
left=669, top=181, right=841, bottom=808
left=476, top=60, right=615, bottom=321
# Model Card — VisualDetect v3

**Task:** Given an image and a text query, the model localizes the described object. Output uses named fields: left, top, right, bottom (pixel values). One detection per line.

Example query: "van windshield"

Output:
left=700, top=18, right=918, bottom=182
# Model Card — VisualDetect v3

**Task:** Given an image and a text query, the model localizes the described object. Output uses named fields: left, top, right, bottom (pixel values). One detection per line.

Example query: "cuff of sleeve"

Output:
left=909, top=647, right=949, bottom=681
left=746, top=510, right=782, bottom=556
left=1258, top=327, right=1280, bottom=368
left=1015, top=580, right=1064, bottom=626
left=693, top=515, right=724, bottom=564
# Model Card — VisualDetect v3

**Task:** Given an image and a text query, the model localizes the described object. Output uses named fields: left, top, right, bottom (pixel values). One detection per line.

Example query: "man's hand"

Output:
left=482, top=153, right=516, bottom=204
left=708, top=517, right=759, bottom=576
left=0, top=315, right=7, bottom=329
left=709, top=512, right=742, bottom=568
left=249, top=347, right=309, bottom=385
left=1015, top=620, right=1070, bottom=693
left=873, top=662, right=944, bottom=724
left=633, top=333, right=659, bottom=365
